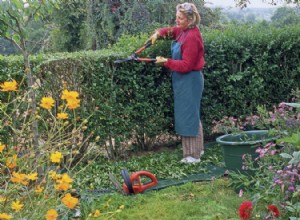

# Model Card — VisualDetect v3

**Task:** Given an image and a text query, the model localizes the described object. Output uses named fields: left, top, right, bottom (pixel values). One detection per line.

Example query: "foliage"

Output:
left=271, top=6, right=300, bottom=27
left=73, top=143, right=223, bottom=189
left=1, top=24, right=300, bottom=157
left=1, top=0, right=220, bottom=54
left=203, top=23, right=300, bottom=133
left=235, top=0, right=300, bottom=8
left=49, top=0, right=87, bottom=52
left=0, top=77, right=115, bottom=219
left=223, top=101, right=300, bottom=219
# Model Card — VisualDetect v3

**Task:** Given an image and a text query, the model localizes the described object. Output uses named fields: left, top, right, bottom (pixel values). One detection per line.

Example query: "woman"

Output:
left=148, top=2, right=205, bottom=163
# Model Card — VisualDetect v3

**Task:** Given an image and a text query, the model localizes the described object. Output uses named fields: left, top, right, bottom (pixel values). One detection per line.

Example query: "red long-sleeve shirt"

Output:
left=158, top=26, right=205, bottom=74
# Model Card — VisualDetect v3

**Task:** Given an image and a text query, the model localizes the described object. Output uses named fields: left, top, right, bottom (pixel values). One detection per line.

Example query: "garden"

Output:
left=1, top=1, right=300, bottom=220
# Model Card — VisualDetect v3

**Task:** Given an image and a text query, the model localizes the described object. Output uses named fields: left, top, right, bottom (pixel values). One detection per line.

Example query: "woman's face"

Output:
left=176, top=11, right=189, bottom=30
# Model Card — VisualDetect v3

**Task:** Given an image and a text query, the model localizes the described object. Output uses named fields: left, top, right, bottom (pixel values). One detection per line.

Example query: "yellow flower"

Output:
left=93, top=209, right=101, bottom=217
left=57, top=112, right=68, bottom=120
left=46, top=209, right=58, bottom=220
left=0, top=213, right=12, bottom=219
left=48, top=171, right=61, bottom=180
left=61, top=193, right=79, bottom=209
left=50, top=151, right=63, bottom=163
left=66, top=98, right=80, bottom=110
left=40, top=97, right=55, bottom=110
left=35, top=185, right=44, bottom=193
left=61, top=90, right=79, bottom=101
left=55, top=173, right=72, bottom=191
left=27, top=172, right=38, bottom=181
left=61, top=89, right=80, bottom=110
left=11, top=171, right=29, bottom=185
left=0, top=195, right=7, bottom=203
left=0, top=80, right=18, bottom=92
left=11, top=200, right=24, bottom=212
left=6, top=154, right=17, bottom=169
left=0, top=143, right=5, bottom=153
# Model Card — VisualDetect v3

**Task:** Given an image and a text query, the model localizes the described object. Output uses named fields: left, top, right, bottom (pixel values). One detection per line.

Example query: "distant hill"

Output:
left=219, top=7, right=277, bottom=22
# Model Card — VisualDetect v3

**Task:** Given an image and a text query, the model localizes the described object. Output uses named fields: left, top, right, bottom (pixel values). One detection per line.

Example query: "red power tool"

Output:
left=109, top=169, right=158, bottom=195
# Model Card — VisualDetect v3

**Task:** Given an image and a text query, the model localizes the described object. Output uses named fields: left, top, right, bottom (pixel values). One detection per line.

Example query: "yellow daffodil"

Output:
left=11, top=200, right=24, bottom=212
left=57, top=112, right=68, bottom=120
left=50, top=151, right=63, bottom=163
left=0, top=213, right=12, bottom=219
left=0, top=143, right=5, bottom=153
left=40, top=97, right=55, bottom=110
left=27, top=172, right=38, bottom=181
left=6, top=154, right=17, bottom=169
left=46, top=209, right=58, bottom=220
left=61, top=193, right=79, bottom=209
left=0, top=80, right=18, bottom=92
left=35, top=185, right=44, bottom=193
left=11, top=171, right=29, bottom=185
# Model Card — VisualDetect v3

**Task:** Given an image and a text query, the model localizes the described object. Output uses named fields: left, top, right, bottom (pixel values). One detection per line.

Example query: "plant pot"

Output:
left=216, top=130, right=278, bottom=174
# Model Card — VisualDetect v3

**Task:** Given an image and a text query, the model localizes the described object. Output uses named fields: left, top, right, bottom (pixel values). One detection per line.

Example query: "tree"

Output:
left=0, top=0, right=57, bottom=156
left=271, top=6, right=300, bottom=26
left=235, top=0, right=300, bottom=8
left=49, top=0, right=87, bottom=52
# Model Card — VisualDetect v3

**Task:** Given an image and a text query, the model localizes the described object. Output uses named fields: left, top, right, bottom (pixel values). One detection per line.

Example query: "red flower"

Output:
left=239, top=201, right=253, bottom=220
left=268, top=204, right=280, bottom=218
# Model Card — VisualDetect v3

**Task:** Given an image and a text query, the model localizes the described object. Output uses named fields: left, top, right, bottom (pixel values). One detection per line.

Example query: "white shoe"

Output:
left=180, top=156, right=201, bottom=163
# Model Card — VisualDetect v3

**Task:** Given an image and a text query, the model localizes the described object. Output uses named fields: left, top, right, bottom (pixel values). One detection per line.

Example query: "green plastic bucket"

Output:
left=216, top=130, right=278, bottom=173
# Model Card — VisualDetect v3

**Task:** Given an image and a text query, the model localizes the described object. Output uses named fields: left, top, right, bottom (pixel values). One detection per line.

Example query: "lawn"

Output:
left=75, top=143, right=249, bottom=220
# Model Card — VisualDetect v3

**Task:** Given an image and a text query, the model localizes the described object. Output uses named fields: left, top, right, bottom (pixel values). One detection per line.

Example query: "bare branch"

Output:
left=3, top=36, right=23, bottom=53
left=6, top=10, right=26, bottom=51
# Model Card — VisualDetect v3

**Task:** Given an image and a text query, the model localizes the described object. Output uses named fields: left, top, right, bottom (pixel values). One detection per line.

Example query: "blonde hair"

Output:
left=176, top=2, right=201, bottom=28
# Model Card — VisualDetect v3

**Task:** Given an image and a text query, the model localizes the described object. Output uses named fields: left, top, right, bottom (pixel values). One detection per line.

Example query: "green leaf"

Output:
left=284, top=102, right=300, bottom=108
left=280, top=153, right=293, bottom=158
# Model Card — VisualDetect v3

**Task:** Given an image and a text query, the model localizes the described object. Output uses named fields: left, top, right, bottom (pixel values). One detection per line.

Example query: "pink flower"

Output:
left=239, top=189, right=244, bottom=197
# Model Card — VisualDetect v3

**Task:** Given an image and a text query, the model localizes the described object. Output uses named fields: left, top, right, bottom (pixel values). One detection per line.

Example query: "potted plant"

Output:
left=216, top=130, right=278, bottom=174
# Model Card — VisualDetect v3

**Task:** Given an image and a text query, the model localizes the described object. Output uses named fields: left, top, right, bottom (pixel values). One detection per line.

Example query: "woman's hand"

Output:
left=147, top=31, right=160, bottom=45
left=155, top=56, right=168, bottom=65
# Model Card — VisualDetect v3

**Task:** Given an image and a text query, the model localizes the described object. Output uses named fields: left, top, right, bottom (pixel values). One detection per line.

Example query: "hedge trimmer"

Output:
left=109, top=169, right=158, bottom=195
left=114, top=41, right=157, bottom=64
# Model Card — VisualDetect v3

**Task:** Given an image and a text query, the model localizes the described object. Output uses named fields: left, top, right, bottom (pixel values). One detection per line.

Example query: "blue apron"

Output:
left=171, top=32, right=204, bottom=136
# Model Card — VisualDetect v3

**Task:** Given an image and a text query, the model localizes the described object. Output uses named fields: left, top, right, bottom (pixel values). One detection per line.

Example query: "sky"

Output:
left=205, top=0, right=289, bottom=8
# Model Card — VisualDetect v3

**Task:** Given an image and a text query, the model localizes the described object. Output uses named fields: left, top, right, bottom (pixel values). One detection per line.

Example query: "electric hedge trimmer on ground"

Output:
left=109, top=169, right=158, bottom=195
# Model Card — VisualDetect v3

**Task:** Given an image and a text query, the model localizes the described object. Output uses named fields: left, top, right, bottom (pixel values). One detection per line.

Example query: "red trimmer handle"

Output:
left=134, top=41, right=152, bottom=55
left=123, top=170, right=158, bottom=194
left=137, top=58, right=157, bottom=63
left=131, top=171, right=158, bottom=193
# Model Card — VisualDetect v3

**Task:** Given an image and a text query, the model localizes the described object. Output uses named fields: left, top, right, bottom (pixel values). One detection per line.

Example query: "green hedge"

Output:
left=1, top=25, right=299, bottom=155
left=202, top=24, right=300, bottom=128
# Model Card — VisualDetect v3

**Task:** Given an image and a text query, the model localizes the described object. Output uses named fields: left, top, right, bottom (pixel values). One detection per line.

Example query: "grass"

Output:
left=75, top=143, right=250, bottom=219
left=79, top=179, right=246, bottom=219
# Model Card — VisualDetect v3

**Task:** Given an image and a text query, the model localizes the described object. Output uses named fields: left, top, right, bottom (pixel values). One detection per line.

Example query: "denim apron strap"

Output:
left=171, top=32, right=204, bottom=136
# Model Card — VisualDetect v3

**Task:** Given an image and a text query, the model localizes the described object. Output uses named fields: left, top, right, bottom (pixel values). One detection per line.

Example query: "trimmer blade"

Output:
left=108, top=173, right=127, bottom=195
